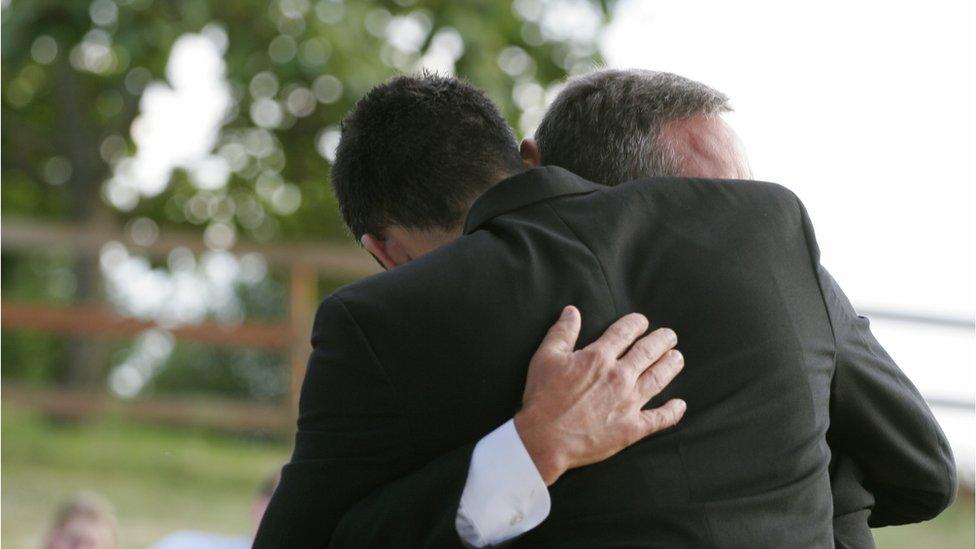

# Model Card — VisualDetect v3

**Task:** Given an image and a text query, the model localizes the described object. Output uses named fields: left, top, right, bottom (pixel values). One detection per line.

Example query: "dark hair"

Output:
left=331, top=73, right=524, bottom=240
left=536, top=69, right=731, bottom=186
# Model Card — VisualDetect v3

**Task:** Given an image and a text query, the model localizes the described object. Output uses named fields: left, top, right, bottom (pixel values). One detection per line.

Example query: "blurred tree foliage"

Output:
left=1, top=0, right=609, bottom=398
left=2, top=0, right=608, bottom=242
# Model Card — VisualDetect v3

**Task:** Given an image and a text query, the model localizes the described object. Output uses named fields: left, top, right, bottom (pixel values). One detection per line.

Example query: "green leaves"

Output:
left=3, top=0, right=608, bottom=243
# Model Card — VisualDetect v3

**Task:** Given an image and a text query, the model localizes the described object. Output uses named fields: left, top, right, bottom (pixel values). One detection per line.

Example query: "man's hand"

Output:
left=514, top=306, right=686, bottom=486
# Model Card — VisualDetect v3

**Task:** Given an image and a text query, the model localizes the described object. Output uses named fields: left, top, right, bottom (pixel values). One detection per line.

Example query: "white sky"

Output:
left=602, top=0, right=974, bottom=483
left=603, top=0, right=973, bottom=318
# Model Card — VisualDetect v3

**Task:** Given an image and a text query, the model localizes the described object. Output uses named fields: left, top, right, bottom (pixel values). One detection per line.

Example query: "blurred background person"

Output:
left=43, top=492, right=117, bottom=549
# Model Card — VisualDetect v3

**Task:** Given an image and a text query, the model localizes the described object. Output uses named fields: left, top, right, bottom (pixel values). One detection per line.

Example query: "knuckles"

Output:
left=643, top=370, right=665, bottom=394
left=622, top=315, right=650, bottom=339
left=604, top=364, right=628, bottom=385
left=610, top=313, right=648, bottom=340
left=581, top=346, right=614, bottom=369
left=656, top=327, right=678, bottom=346
left=625, top=416, right=650, bottom=441
left=642, top=410, right=665, bottom=434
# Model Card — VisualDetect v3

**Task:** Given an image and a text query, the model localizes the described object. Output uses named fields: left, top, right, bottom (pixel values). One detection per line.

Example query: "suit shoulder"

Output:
left=328, top=230, right=503, bottom=316
left=729, top=179, right=803, bottom=209
left=632, top=176, right=797, bottom=204
left=606, top=176, right=804, bottom=222
left=724, top=179, right=805, bottom=222
left=308, top=294, right=361, bottom=348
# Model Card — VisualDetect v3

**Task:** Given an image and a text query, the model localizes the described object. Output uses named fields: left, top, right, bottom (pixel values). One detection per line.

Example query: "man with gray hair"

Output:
left=529, top=69, right=749, bottom=184
left=523, top=69, right=952, bottom=548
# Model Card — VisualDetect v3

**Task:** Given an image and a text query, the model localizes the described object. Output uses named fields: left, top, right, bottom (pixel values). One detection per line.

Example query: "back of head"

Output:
left=535, top=69, right=731, bottom=185
left=45, top=492, right=118, bottom=549
left=332, top=72, right=525, bottom=240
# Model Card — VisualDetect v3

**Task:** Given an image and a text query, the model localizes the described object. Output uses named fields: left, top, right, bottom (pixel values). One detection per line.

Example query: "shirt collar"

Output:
left=462, top=166, right=603, bottom=234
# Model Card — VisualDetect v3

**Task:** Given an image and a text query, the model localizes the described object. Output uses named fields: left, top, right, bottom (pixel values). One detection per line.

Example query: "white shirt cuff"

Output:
left=455, top=419, right=551, bottom=547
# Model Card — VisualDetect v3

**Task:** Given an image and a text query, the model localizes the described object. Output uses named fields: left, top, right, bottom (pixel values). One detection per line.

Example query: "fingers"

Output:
left=620, top=327, right=677, bottom=373
left=636, top=349, right=684, bottom=401
left=637, top=399, right=687, bottom=439
left=539, top=306, right=582, bottom=355
left=586, top=313, right=649, bottom=358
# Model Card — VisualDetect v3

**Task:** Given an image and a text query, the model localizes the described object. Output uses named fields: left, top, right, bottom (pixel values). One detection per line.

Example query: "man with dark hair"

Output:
left=332, top=74, right=526, bottom=246
left=256, top=72, right=955, bottom=548
left=255, top=73, right=690, bottom=548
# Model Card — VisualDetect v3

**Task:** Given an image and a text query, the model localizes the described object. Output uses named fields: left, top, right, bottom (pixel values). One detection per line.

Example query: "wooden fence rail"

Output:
left=7, top=217, right=971, bottom=433
left=1, top=301, right=290, bottom=349
left=1, top=217, right=380, bottom=435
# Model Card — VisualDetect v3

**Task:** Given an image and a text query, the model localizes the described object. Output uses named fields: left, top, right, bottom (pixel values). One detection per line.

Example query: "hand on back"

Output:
left=515, top=306, right=687, bottom=485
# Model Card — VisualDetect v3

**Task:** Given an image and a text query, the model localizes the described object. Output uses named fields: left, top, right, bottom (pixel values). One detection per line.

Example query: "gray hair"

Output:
left=535, top=69, right=731, bottom=186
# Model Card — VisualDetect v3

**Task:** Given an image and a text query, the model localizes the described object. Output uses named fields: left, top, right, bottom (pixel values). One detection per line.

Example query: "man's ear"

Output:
left=520, top=138, right=542, bottom=168
left=361, top=233, right=411, bottom=270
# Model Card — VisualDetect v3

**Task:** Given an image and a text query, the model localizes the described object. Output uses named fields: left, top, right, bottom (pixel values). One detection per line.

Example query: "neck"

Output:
left=386, top=224, right=463, bottom=260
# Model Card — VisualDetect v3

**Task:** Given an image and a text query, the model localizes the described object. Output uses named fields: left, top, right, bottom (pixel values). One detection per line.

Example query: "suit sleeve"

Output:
left=332, top=419, right=552, bottom=548
left=830, top=455, right=876, bottom=548
left=253, top=296, right=414, bottom=548
left=331, top=442, right=475, bottom=548
left=795, top=197, right=957, bottom=526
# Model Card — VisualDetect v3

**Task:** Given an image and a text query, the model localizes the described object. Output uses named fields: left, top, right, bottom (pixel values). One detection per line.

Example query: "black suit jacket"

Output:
left=255, top=167, right=955, bottom=548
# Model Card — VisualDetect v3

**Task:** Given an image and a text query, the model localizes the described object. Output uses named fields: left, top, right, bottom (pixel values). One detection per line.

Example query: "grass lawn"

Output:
left=872, top=493, right=974, bottom=548
left=2, top=406, right=287, bottom=548
left=2, top=405, right=973, bottom=548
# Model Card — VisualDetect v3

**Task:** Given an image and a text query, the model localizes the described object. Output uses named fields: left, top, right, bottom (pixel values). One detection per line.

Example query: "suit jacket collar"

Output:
left=463, top=166, right=602, bottom=234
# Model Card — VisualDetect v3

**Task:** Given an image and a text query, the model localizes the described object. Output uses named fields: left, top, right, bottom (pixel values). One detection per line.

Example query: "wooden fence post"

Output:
left=288, top=261, right=318, bottom=422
